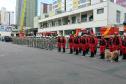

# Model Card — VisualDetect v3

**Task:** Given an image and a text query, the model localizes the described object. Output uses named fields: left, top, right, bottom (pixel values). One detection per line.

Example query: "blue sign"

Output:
left=0, top=25, right=12, bottom=32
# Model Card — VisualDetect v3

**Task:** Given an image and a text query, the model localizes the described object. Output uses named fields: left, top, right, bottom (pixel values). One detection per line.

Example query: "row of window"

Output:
left=116, top=10, right=126, bottom=23
left=40, top=14, right=93, bottom=28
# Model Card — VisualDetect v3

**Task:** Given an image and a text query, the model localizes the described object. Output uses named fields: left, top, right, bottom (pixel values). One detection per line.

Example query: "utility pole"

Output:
left=64, top=0, right=66, bottom=12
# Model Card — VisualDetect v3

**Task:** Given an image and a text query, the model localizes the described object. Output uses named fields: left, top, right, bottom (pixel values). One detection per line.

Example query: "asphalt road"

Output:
left=0, top=42, right=126, bottom=84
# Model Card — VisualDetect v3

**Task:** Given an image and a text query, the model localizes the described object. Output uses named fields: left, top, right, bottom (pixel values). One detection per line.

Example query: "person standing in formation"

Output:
left=89, top=35, right=96, bottom=57
left=112, top=32, right=122, bottom=62
left=69, top=34, right=74, bottom=54
left=81, top=35, right=87, bottom=56
left=61, top=36, right=66, bottom=53
left=74, top=36, right=80, bottom=55
left=57, top=36, right=61, bottom=52
left=99, top=36, right=107, bottom=59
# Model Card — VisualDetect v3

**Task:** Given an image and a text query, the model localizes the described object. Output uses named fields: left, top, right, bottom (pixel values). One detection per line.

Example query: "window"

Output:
left=81, top=14, right=87, bottom=22
left=72, top=16, right=76, bottom=24
left=89, top=14, right=93, bottom=21
left=58, top=19, right=61, bottom=26
left=124, top=13, right=126, bottom=21
left=97, top=8, right=104, bottom=14
left=116, top=10, right=121, bottom=23
left=79, top=0, right=86, bottom=4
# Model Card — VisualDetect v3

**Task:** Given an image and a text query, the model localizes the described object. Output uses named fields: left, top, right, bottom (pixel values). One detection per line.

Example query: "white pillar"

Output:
left=63, top=30, right=65, bottom=36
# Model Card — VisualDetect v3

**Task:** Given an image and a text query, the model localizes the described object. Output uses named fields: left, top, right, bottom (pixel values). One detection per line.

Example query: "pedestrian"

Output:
left=74, top=36, right=80, bottom=55
left=68, top=34, right=74, bottom=54
left=81, top=35, right=87, bottom=56
left=61, top=36, right=66, bottom=53
left=57, top=36, right=61, bottom=52
left=89, top=35, right=96, bottom=57
left=99, top=36, right=107, bottom=59
left=112, top=32, right=122, bottom=62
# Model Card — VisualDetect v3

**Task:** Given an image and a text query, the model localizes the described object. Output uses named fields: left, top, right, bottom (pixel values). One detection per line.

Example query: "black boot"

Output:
left=76, top=49, right=79, bottom=55
left=114, top=56, right=119, bottom=62
left=123, top=54, right=126, bottom=59
left=58, top=47, right=61, bottom=52
left=79, top=48, right=82, bottom=53
left=90, top=52, right=94, bottom=57
left=63, top=48, right=65, bottom=53
left=120, top=51, right=122, bottom=56
left=70, top=49, right=73, bottom=54
left=83, top=51, right=85, bottom=56
left=100, top=53, right=105, bottom=59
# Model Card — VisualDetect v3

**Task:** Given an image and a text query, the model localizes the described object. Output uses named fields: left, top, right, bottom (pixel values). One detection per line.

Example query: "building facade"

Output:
left=16, top=0, right=38, bottom=28
left=38, top=0, right=126, bottom=35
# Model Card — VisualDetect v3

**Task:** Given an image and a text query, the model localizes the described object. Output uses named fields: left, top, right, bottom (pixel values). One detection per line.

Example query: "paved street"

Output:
left=0, top=42, right=126, bottom=84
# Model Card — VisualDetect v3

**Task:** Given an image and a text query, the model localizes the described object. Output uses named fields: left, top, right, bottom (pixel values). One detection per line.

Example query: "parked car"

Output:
left=2, top=36, right=12, bottom=42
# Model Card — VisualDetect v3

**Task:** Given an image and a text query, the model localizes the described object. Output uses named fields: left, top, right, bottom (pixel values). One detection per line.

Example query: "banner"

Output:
left=73, top=0, right=79, bottom=9
left=0, top=25, right=12, bottom=32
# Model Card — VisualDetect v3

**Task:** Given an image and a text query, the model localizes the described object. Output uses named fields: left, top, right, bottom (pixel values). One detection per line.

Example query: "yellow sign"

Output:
left=72, top=0, right=79, bottom=9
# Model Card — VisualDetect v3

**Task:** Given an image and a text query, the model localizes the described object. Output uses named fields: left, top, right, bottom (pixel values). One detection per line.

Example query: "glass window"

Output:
left=79, top=0, right=86, bottom=4
left=81, top=14, right=87, bottom=22
left=89, top=14, right=93, bottom=21
left=116, top=10, right=121, bottom=23
left=58, top=19, right=61, bottom=26
left=97, top=8, right=104, bottom=14
left=72, top=16, right=76, bottom=24
left=124, top=13, right=126, bottom=21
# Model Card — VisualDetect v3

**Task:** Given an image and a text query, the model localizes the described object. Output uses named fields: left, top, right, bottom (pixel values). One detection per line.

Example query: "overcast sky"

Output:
left=0, top=0, right=54, bottom=12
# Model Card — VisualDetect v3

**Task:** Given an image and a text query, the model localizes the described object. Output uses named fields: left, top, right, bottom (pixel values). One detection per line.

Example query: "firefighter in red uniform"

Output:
left=69, top=34, right=74, bottom=54
left=99, top=36, right=107, bottom=59
left=61, top=36, right=66, bottom=52
left=112, top=32, right=121, bottom=62
left=122, top=33, right=126, bottom=59
left=74, top=36, right=80, bottom=55
left=89, top=35, right=96, bottom=57
left=57, top=36, right=61, bottom=52
left=113, top=32, right=121, bottom=51
left=81, top=35, right=87, bottom=56
left=108, top=36, right=114, bottom=52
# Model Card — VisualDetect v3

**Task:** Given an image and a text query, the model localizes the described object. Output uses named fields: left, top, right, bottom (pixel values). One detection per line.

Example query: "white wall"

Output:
left=34, top=16, right=39, bottom=28
left=94, top=6, right=108, bottom=23
left=108, top=1, right=126, bottom=25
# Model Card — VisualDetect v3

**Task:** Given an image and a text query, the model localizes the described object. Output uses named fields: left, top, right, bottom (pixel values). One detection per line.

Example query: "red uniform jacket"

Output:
left=89, top=37, right=96, bottom=53
left=61, top=37, right=66, bottom=48
left=113, top=36, right=122, bottom=51
left=69, top=35, right=74, bottom=49
left=99, top=38, right=107, bottom=53
left=81, top=36, right=87, bottom=51
left=57, top=36, right=61, bottom=48
left=74, top=37, right=80, bottom=49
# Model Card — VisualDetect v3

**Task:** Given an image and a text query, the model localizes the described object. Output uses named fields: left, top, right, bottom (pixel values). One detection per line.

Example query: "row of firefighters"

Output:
left=57, top=33, right=126, bottom=62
